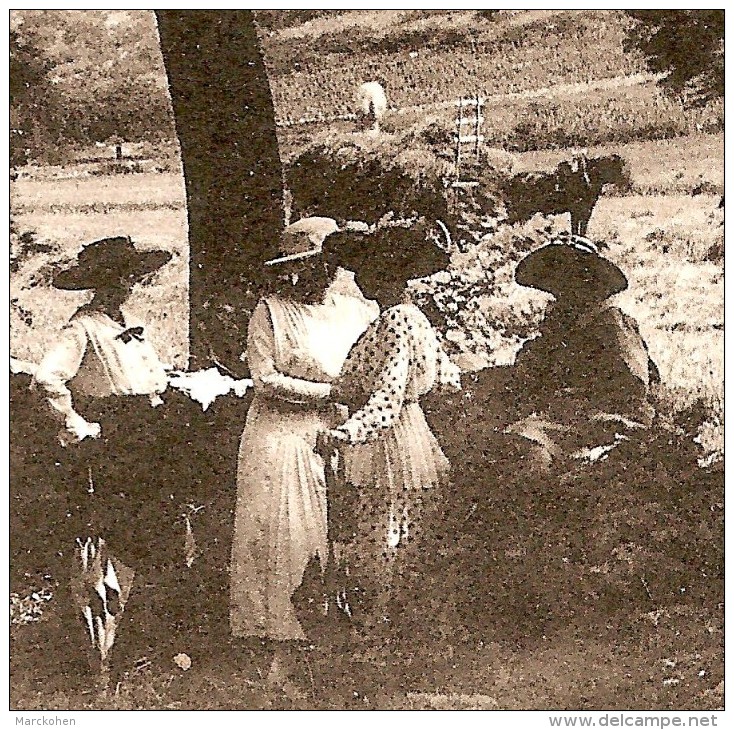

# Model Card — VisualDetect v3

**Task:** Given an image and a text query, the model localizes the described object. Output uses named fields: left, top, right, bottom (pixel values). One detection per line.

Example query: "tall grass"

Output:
left=511, top=133, right=724, bottom=196
left=494, top=88, right=723, bottom=152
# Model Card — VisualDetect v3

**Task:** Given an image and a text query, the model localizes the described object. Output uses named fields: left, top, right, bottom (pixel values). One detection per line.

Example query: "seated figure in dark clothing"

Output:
left=505, top=234, right=658, bottom=469
left=440, top=235, right=660, bottom=639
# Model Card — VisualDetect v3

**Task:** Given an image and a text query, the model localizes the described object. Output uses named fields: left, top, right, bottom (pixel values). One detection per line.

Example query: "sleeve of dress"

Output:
left=247, top=301, right=331, bottom=404
left=33, top=321, right=89, bottom=425
left=437, top=342, right=462, bottom=391
left=607, top=307, right=653, bottom=387
left=337, top=312, right=410, bottom=444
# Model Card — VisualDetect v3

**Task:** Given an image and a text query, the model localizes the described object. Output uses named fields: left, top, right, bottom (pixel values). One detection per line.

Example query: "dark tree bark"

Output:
left=155, top=10, right=284, bottom=373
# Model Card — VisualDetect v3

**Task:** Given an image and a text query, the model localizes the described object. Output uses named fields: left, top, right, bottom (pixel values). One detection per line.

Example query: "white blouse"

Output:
left=34, top=310, right=169, bottom=423
left=247, top=287, right=379, bottom=405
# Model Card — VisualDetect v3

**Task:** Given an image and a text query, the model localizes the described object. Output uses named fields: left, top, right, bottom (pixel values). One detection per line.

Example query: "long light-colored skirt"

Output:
left=230, top=394, right=333, bottom=641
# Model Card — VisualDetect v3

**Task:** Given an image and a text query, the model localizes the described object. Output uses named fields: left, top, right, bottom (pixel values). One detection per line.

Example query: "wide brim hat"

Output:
left=264, top=216, right=340, bottom=266
left=323, top=218, right=451, bottom=283
left=515, top=236, right=627, bottom=300
left=53, top=236, right=172, bottom=290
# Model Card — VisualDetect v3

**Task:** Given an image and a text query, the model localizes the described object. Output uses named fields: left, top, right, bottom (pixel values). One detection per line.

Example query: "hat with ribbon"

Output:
left=515, top=234, right=628, bottom=300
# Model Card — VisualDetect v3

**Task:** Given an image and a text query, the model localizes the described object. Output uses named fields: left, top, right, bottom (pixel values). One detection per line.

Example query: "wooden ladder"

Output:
left=452, top=94, right=484, bottom=194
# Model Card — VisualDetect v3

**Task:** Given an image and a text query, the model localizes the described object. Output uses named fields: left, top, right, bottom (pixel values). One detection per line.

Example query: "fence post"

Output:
left=455, top=97, right=464, bottom=184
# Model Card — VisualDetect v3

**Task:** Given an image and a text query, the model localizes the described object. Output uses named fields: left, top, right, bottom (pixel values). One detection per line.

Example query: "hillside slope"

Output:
left=257, top=10, right=644, bottom=121
left=11, top=10, right=720, bottom=157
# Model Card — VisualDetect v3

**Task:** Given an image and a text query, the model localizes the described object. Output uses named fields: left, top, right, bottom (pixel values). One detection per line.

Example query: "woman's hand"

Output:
left=330, top=403, right=349, bottom=426
left=316, top=429, right=349, bottom=479
left=315, top=428, right=349, bottom=460
left=318, top=428, right=349, bottom=447
left=59, top=413, right=101, bottom=447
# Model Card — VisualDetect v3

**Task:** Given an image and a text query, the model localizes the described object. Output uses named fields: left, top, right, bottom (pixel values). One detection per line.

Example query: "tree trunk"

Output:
left=155, top=10, right=284, bottom=373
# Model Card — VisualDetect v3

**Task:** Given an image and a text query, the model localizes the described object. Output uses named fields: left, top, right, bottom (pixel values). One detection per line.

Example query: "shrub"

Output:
left=411, top=218, right=558, bottom=367
left=643, top=224, right=724, bottom=264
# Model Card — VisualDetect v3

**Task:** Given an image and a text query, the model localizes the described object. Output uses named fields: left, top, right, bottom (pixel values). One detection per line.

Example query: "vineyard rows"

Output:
left=266, top=13, right=638, bottom=122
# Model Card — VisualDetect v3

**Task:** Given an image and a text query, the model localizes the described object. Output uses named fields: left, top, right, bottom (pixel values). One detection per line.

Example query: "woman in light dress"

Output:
left=229, top=217, right=378, bottom=691
left=319, top=220, right=459, bottom=652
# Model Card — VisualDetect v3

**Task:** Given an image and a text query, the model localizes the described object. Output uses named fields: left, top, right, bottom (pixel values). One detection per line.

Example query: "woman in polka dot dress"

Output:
left=320, top=221, right=460, bottom=648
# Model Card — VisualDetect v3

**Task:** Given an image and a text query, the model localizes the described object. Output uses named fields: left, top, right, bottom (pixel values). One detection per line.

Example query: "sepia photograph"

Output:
left=9, top=8, right=724, bottom=714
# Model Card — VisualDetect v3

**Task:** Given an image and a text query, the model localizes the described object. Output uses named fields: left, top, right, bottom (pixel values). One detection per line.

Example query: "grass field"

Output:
left=10, top=127, right=723, bottom=709
left=514, top=132, right=723, bottom=194
left=10, top=607, right=724, bottom=709
left=263, top=8, right=721, bottom=162
left=10, top=8, right=724, bottom=711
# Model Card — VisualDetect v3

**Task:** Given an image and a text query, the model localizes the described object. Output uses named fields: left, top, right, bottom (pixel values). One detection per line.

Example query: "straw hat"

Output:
left=264, top=217, right=340, bottom=266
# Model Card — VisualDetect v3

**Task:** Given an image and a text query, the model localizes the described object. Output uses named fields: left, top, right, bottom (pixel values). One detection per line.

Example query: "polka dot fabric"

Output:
left=335, top=304, right=440, bottom=444
left=328, top=303, right=452, bottom=640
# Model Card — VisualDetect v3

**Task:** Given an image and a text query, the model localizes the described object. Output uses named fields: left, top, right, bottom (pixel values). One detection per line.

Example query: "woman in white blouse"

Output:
left=36, top=243, right=170, bottom=438
left=34, top=236, right=176, bottom=677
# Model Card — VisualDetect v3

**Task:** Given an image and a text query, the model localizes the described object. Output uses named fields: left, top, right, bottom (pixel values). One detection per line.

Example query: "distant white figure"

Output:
left=356, top=81, right=387, bottom=133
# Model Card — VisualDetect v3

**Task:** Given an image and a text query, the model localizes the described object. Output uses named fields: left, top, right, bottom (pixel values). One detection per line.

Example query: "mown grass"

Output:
left=593, top=193, right=723, bottom=460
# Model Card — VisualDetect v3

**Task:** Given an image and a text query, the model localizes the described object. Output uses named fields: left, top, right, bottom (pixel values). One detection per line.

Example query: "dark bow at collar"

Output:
left=115, top=326, right=145, bottom=343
